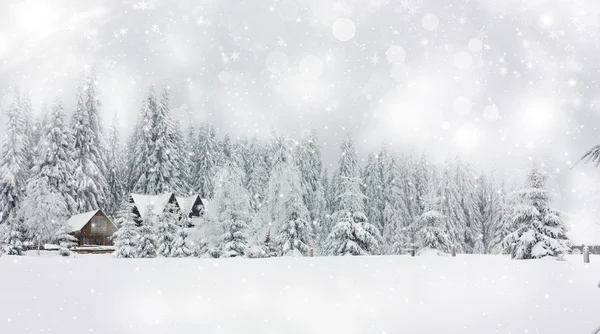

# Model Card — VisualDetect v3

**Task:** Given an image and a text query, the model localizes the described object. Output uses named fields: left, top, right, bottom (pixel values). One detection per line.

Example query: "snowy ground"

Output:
left=0, top=253, right=598, bottom=334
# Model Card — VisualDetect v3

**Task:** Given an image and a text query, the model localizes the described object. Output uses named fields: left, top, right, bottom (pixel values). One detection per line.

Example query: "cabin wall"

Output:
left=75, top=212, right=117, bottom=246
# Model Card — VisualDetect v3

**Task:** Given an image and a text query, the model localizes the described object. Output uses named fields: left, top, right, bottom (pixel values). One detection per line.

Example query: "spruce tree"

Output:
left=193, top=123, right=219, bottom=198
left=170, top=226, right=191, bottom=257
left=156, top=203, right=179, bottom=257
left=34, top=97, right=77, bottom=214
left=503, top=165, right=572, bottom=259
left=71, top=70, right=108, bottom=212
left=246, top=139, right=270, bottom=212
left=0, top=213, right=25, bottom=255
left=127, top=86, right=157, bottom=193
left=326, top=176, right=381, bottom=256
left=412, top=196, right=452, bottom=256
left=297, top=129, right=326, bottom=225
left=381, top=153, right=411, bottom=254
left=436, top=161, right=466, bottom=253
left=363, top=153, right=384, bottom=232
left=106, top=115, right=125, bottom=217
left=56, top=228, right=78, bottom=256
left=136, top=206, right=158, bottom=258
left=113, top=201, right=139, bottom=258
left=0, top=86, right=28, bottom=225
left=213, top=155, right=251, bottom=258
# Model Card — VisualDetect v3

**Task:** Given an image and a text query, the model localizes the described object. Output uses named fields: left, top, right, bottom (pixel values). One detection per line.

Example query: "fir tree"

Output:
left=193, top=123, right=219, bottom=198
left=71, top=70, right=108, bottom=212
left=20, top=92, right=35, bottom=175
left=363, top=153, right=384, bottom=232
left=156, top=203, right=179, bottom=257
left=34, top=97, right=77, bottom=214
left=56, top=228, right=78, bottom=256
left=0, top=86, right=28, bottom=225
left=410, top=195, right=452, bottom=255
left=212, top=156, right=251, bottom=258
left=19, top=176, right=69, bottom=254
left=297, top=129, right=326, bottom=225
left=105, top=115, right=125, bottom=217
left=127, top=86, right=157, bottom=193
left=0, top=213, right=25, bottom=255
left=170, top=226, right=191, bottom=257
left=113, top=201, right=139, bottom=258
left=436, top=161, right=466, bottom=253
left=503, top=165, right=572, bottom=260
left=246, top=138, right=270, bottom=212
left=326, top=176, right=381, bottom=256
left=381, top=153, right=411, bottom=254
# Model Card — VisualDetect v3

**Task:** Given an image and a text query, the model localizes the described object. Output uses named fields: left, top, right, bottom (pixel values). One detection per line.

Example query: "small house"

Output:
left=66, top=209, right=117, bottom=246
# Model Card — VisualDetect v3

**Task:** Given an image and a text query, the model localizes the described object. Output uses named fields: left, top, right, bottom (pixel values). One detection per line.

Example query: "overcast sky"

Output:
left=1, top=0, right=600, bottom=238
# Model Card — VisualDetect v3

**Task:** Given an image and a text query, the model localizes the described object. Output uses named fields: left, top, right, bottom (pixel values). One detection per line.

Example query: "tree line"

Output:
left=0, top=70, right=572, bottom=259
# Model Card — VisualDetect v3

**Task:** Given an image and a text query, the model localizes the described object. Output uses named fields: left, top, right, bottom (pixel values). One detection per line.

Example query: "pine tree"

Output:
left=20, top=92, right=35, bottom=175
left=136, top=207, right=158, bottom=258
left=436, top=161, right=466, bottom=253
left=113, top=201, right=139, bottom=258
left=453, top=158, right=479, bottom=253
left=269, top=138, right=313, bottom=256
left=297, top=129, right=326, bottom=226
left=473, top=171, right=505, bottom=254
left=363, top=153, right=384, bottom=232
left=0, top=213, right=25, bottom=255
left=246, top=138, right=270, bottom=213
left=156, top=203, right=179, bottom=257
left=34, top=97, right=77, bottom=214
left=0, top=87, right=28, bottom=225
left=413, top=202, right=452, bottom=256
left=56, top=228, right=78, bottom=256
left=326, top=176, right=381, bottom=256
left=193, top=123, right=219, bottom=198
left=71, top=70, right=108, bottom=212
left=127, top=86, right=157, bottom=193
left=381, top=153, right=411, bottom=254
left=489, top=182, right=511, bottom=254
left=105, top=115, right=125, bottom=217
left=503, top=165, right=572, bottom=259
left=170, top=226, right=191, bottom=257
left=212, top=157, right=251, bottom=258
left=19, top=176, right=69, bottom=254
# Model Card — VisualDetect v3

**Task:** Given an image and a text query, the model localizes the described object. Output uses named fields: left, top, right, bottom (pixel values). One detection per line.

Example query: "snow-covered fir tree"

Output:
left=56, top=228, right=78, bottom=256
left=126, top=86, right=157, bottom=193
left=412, top=195, right=452, bottom=256
left=19, top=176, right=69, bottom=254
left=113, top=201, right=139, bottom=258
left=473, top=171, right=505, bottom=254
left=212, top=154, right=251, bottom=258
left=453, top=158, right=479, bottom=253
left=436, top=161, right=467, bottom=253
left=381, top=153, right=411, bottom=254
left=71, top=70, right=108, bottom=212
left=193, top=123, right=219, bottom=198
left=502, top=165, right=572, bottom=260
left=34, top=97, right=77, bottom=214
left=156, top=203, right=179, bottom=257
left=326, top=176, right=381, bottom=256
left=0, top=86, right=29, bottom=225
left=268, top=138, right=313, bottom=256
left=20, top=92, right=35, bottom=175
left=489, top=182, right=511, bottom=254
left=297, top=129, right=326, bottom=226
left=136, top=206, right=158, bottom=258
left=363, top=152, right=384, bottom=232
left=0, top=213, right=25, bottom=255
left=170, top=226, right=191, bottom=257
left=246, top=139, right=270, bottom=213
left=105, top=115, right=125, bottom=217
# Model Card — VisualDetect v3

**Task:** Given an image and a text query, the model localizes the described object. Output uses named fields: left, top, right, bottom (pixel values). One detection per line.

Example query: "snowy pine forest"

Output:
left=0, top=69, right=574, bottom=260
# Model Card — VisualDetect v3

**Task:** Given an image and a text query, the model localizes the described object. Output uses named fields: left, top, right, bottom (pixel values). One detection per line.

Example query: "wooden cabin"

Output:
left=66, top=209, right=117, bottom=246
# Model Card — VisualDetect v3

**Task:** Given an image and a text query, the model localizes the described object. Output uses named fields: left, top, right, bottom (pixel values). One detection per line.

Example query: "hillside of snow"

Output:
left=0, top=253, right=599, bottom=334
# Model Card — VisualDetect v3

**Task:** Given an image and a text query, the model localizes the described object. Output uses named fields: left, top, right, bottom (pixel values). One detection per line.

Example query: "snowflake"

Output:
left=119, top=28, right=128, bottom=36
left=230, top=51, right=240, bottom=62
left=499, top=67, right=508, bottom=76
left=277, top=38, right=287, bottom=47
left=369, top=54, right=380, bottom=65
left=182, top=14, right=190, bottom=23
left=151, top=24, right=159, bottom=33
left=134, top=0, right=157, bottom=11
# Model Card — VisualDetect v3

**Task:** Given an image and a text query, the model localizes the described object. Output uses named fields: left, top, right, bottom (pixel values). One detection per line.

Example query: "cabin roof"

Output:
left=131, top=193, right=174, bottom=219
left=67, top=210, right=100, bottom=232
left=176, top=195, right=200, bottom=215
left=66, top=210, right=116, bottom=233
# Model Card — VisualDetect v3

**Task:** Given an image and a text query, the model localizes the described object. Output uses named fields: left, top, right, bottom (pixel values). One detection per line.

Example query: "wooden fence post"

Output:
left=451, top=247, right=456, bottom=257
left=584, top=246, right=590, bottom=264
left=309, top=248, right=314, bottom=257
left=410, top=249, right=415, bottom=257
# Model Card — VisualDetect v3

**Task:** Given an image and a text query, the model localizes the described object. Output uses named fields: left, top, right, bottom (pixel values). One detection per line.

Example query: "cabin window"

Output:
left=90, top=216, right=107, bottom=234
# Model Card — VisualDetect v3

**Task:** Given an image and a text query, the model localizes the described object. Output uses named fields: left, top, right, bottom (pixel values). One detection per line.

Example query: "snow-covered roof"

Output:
left=200, top=198, right=209, bottom=211
left=176, top=195, right=200, bottom=215
left=131, top=193, right=207, bottom=219
left=131, top=193, right=173, bottom=219
left=66, top=210, right=100, bottom=232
